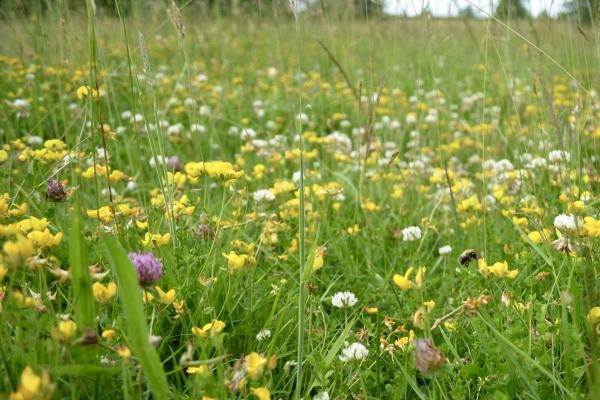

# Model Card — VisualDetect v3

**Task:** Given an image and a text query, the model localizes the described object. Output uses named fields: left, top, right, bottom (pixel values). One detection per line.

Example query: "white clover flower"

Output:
left=438, top=245, right=452, bottom=255
left=240, top=128, right=256, bottom=140
left=548, top=150, right=570, bottom=163
left=190, top=124, right=206, bottom=134
left=313, top=392, right=330, bottom=400
left=10, top=99, right=31, bottom=118
left=253, top=189, right=275, bottom=203
left=554, top=213, right=578, bottom=233
left=199, top=105, right=211, bottom=116
left=401, top=226, right=422, bottom=242
left=331, top=291, right=358, bottom=308
left=296, top=112, right=309, bottom=123
left=256, top=329, right=271, bottom=341
left=339, top=342, right=369, bottom=362
left=149, top=155, right=168, bottom=168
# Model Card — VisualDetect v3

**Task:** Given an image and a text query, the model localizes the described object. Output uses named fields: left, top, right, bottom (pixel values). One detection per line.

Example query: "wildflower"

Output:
left=27, top=229, right=63, bottom=249
left=92, top=282, right=117, bottom=303
left=477, top=259, right=518, bottom=279
left=186, top=365, right=209, bottom=374
left=116, top=345, right=132, bottom=359
left=245, top=352, right=267, bottom=379
left=393, top=267, right=426, bottom=290
left=587, top=307, right=600, bottom=325
left=256, top=329, right=271, bottom=341
left=339, top=342, right=369, bottom=362
left=251, top=387, right=271, bottom=400
left=312, top=248, right=324, bottom=271
left=167, top=156, right=183, bottom=171
left=527, top=229, right=552, bottom=244
left=223, top=251, right=252, bottom=272
left=45, top=178, right=67, bottom=202
left=51, top=320, right=77, bottom=342
left=438, top=245, right=452, bottom=255
left=155, top=286, right=176, bottom=305
left=9, top=366, right=54, bottom=400
left=141, top=232, right=171, bottom=248
left=253, top=189, right=275, bottom=202
left=401, top=226, right=422, bottom=242
left=76, top=85, right=99, bottom=100
left=331, top=291, right=358, bottom=308
left=583, top=217, right=600, bottom=237
left=548, top=150, right=570, bottom=162
left=313, top=391, right=330, bottom=400
left=413, top=338, right=445, bottom=373
left=394, top=330, right=415, bottom=350
left=128, top=252, right=163, bottom=286
left=191, top=320, right=226, bottom=338
left=8, top=99, right=31, bottom=118
left=101, top=329, right=116, bottom=340
left=554, top=213, right=578, bottom=233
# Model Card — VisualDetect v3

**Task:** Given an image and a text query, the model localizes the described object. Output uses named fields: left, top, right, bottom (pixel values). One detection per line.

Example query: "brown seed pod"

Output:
left=458, top=249, right=478, bottom=266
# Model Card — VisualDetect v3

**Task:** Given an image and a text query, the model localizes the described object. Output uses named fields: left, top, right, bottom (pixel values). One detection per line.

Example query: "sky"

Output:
left=384, top=0, right=567, bottom=17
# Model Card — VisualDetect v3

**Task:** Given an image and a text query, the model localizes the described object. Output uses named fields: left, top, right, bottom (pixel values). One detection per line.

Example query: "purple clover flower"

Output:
left=45, top=178, right=67, bottom=202
left=413, top=338, right=445, bottom=374
left=128, top=251, right=163, bottom=286
left=167, top=156, right=183, bottom=172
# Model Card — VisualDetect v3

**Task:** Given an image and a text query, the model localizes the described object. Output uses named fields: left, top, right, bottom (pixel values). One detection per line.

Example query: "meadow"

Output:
left=1, top=2, right=600, bottom=399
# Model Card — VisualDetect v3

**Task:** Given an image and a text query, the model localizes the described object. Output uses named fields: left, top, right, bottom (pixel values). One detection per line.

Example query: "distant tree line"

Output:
left=0, top=0, right=597, bottom=23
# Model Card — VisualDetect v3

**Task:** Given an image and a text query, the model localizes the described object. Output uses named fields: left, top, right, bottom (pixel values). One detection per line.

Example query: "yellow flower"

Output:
left=191, top=320, right=226, bottom=338
left=587, top=307, right=600, bottom=325
left=101, top=329, right=116, bottom=340
left=251, top=387, right=271, bottom=400
left=92, top=282, right=117, bottom=303
left=443, top=321, right=457, bottom=331
left=9, top=366, right=54, bottom=400
left=312, top=249, right=324, bottom=271
left=3, top=235, right=35, bottom=264
left=116, top=345, right=131, bottom=359
left=0, top=149, right=8, bottom=163
left=394, top=330, right=415, bottom=350
left=141, top=232, right=171, bottom=248
left=423, top=300, right=436, bottom=311
left=76, top=85, right=89, bottom=99
left=478, top=258, right=518, bottom=279
left=246, top=352, right=267, bottom=380
left=27, top=229, right=63, bottom=249
left=173, top=300, right=185, bottom=315
left=583, top=217, right=600, bottom=237
left=51, top=320, right=77, bottom=342
left=364, top=307, right=378, bottom=314
left=186, top=365, right=209, bottom=374
left=393, top=267, right=416, bottom=290
left=223, top=251, right=248, bottom=271
left=155, top=286, right=176, bottom=305
left=142, top=291, right=155, bottom=303
left=86, top=206, right=114, bottom=224
left=393, top=266, right=426, bottom=290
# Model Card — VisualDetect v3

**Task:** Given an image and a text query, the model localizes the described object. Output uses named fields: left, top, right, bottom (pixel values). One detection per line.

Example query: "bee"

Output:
left=458, top=249, right=478, bottom=266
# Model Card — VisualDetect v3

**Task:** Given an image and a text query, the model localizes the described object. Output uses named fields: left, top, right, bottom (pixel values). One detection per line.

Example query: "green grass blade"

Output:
left=69, top=200, right=96, bottom=330
left=100, top=234, right=170, bottom=398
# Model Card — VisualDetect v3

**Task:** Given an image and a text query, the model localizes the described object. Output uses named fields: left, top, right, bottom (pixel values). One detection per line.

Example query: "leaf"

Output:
left=69, top=200, right=96, bottom=330
left=100, top=234, right=170, bottom=398
left=460, top=364, right=485, bottom=380
left=323, top=317, right=357, bottom=366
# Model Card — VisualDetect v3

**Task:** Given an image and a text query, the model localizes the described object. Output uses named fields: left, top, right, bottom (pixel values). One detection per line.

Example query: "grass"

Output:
left=0, top=2, right=600, bottom=399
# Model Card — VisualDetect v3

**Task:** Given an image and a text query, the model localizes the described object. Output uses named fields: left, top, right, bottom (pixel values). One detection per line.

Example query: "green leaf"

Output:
left=100, top=234, right=170, bottom=398
left=460, top=364, right=485, bottom=380
left=69, top=200, right=96, bottom=330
